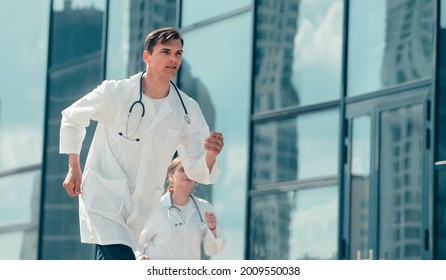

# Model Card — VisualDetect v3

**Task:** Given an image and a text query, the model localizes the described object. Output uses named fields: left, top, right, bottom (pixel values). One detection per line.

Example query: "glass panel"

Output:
left=108, top=0, right=178, bottom=77
left=438, top=0, right=446, bottom=161
left=106, top=0, right=131, bottom=79
left=249, top=186, right=338, bottom=259
left=0, top=0, right=50, bottom=171
left=254, top=0, right=343, bottom=113
left=349, top=116, right=371, bottom=260
left=379, top=104, right=423, bottom=259
left=179, top=13, right=252, bottom=259
left=348, top=0, right=434, bottom=96
left=41, top=0, right=107, bottom=260
left=182, top=0, right=251, bottom=26
left=0, top=230, right=38, bottom=260
left=252, top=110, right=339, bottom=186
left=0, top=171, right=40, bottom=226
left=436, top=169, right=446, bottom=259
left=51, top=0, right=106, bottom=67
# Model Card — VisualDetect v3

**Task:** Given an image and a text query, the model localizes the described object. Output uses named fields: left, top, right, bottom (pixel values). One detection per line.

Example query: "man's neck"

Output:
left=142, top=72, right=170, bottom=99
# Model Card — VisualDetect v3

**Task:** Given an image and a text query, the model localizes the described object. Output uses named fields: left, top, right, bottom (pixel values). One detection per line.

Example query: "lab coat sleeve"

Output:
left=59, top=80, right=121, bottom=154
left=177, top=99, right=221, bottom=185
left=203, top=227, right=226, bottom=256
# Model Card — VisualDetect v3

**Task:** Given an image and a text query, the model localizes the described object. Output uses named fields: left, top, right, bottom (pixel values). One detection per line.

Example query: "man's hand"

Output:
left=63, top=154, right=82, bottom=197
left=204, top=131, right=224, bottom=170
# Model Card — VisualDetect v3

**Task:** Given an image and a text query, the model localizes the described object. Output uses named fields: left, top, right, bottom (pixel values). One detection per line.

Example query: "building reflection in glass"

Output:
left=252, top=0, right=342, bottom=186
left=379, top=104, right=423, bottom=259
left=254, top=0, right=300, bottom=113
left=382, top=0, right=434, bottom=85
left=252, top=110, right=339, bottom=186
left=349, top=116, right=371, bottom=260
left=252, top=119, right=297, bottom=185
left=254, top=0, right=343, bottom=112
left=348, top=0, right=434, bottom=96
left=250, top=186, right=338, bottom=260
left=41, top=0, right=106, bottom=259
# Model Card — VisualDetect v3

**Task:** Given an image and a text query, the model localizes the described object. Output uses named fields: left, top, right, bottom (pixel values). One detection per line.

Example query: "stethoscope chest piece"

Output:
left=184, top=115, right=191, bottom=124
left=199, top=222, right=207, bottom=235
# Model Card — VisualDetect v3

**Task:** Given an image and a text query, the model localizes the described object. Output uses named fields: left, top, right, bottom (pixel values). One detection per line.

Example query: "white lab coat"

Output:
left=135, top=193, right=225, bottom=259
left=59, top=72, right=220, bottom=249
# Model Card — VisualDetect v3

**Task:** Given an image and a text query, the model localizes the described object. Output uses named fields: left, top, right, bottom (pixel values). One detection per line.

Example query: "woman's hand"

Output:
left=205, top=212, right=217, bottom=231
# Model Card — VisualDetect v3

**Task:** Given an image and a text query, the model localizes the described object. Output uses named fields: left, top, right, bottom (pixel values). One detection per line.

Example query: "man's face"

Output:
left=145, top=39, right=183, bottom=80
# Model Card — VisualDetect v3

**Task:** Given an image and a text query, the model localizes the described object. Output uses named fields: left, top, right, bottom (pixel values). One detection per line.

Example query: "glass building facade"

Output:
left=0, top=0, right=445, bottom=260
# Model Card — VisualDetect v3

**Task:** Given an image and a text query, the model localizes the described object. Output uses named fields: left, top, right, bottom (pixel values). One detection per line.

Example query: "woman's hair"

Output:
left=144, top=27, right=184, bottom=54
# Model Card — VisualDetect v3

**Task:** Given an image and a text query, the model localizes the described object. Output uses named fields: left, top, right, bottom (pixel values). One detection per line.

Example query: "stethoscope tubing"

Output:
left=119, top=71, right=190, bottom=141
left=169, top=194, right=204, bottom=224
left=132, top=71, right=189, bottom=120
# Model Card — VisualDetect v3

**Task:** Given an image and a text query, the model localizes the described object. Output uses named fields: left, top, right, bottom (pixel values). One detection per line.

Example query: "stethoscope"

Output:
left=168, top=194, right=208, bottom=235
left=118, top=71, right=190, bottom=141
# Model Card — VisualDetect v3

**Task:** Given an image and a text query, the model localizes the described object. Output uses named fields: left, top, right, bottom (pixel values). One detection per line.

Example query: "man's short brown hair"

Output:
left=144, top=27, right=184, bottom=54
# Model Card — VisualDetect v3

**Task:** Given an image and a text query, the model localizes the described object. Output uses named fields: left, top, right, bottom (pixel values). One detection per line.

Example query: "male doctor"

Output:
left=59, top=27, right=224, bottom=260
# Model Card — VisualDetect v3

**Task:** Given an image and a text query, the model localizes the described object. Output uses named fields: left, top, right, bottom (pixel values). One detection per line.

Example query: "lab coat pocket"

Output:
left=82, top=169, right=128, bottom=215
left=162, top=129, right=181, bottom=155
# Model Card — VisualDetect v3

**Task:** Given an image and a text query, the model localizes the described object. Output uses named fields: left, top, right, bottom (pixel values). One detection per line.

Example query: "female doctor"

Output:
left=135, top=157, right=225, bottom=260
left=60, top=27, right=224, bottom=259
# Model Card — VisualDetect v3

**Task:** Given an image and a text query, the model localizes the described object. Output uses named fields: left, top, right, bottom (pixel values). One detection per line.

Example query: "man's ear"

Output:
left=143, top=50, right=150, bottom=64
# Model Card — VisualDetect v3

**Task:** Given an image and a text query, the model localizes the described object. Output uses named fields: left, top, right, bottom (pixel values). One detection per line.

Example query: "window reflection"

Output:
left=0, top=230, right=38, bottom=260
left=52, top=0, right=105, bottom=11
left=51, top=0, right=105, bottom=67
left=250, top=186, right=338, bottom=260
left=0, top=171, right=40, bottom=226
left=348, top=0, right=434, bottom=96
left=43, top=0, right=107, bottom=260
left=0, top=0, right=50, bottom=172
left=106, top=0, right=131, bottom=79
left=379, top=104, right=423, bottom=259
left=254, top=0, right=343, bottom=113
left=252, top=110, right=339, bottom=186
left=349, top=116, right=371, bottom=260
